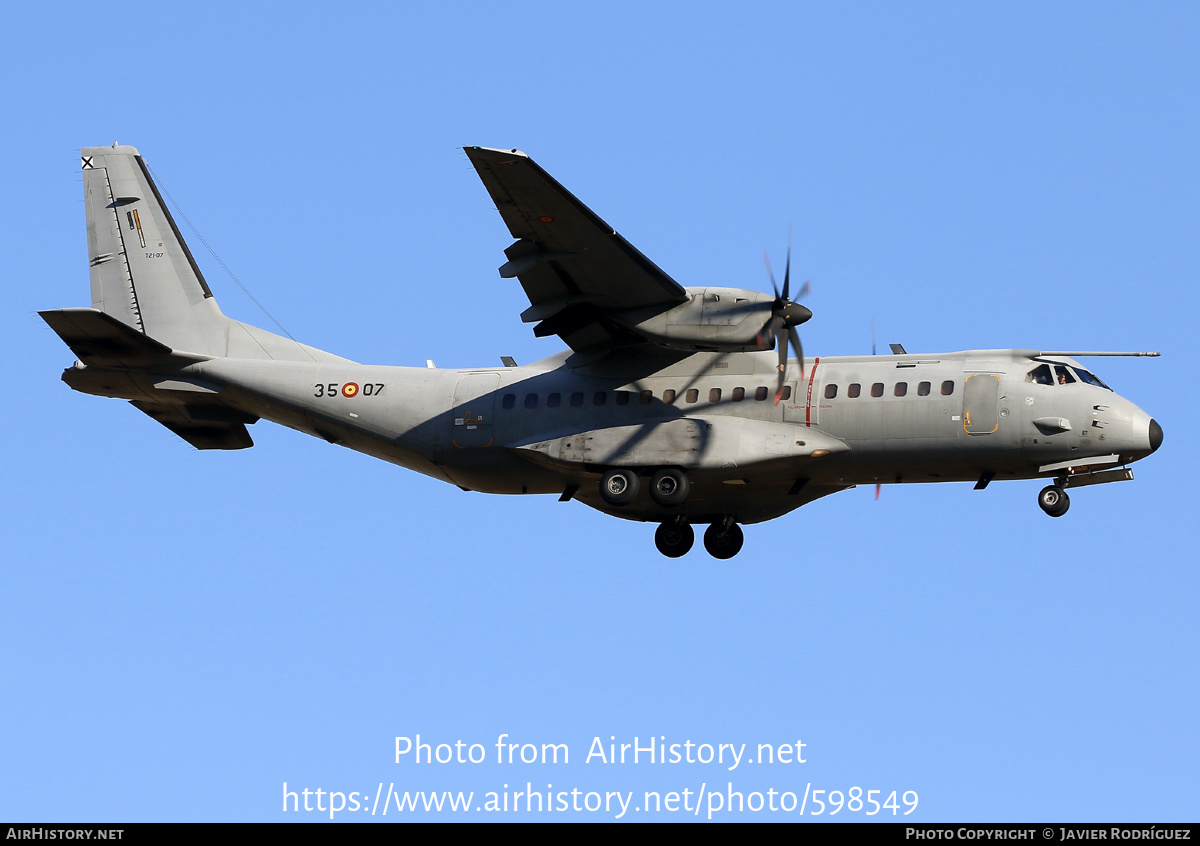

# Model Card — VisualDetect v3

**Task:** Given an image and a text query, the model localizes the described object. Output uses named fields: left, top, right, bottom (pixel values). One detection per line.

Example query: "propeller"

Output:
left=758, top=227, right=813, bottom=404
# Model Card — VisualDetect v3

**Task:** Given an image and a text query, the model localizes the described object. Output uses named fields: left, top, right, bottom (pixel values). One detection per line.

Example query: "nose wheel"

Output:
left=1038, top=484, right=1070, bottom=517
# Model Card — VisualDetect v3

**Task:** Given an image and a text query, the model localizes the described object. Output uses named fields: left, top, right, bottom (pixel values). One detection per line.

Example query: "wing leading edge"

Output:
left=465, top=146, right=688, bottom=352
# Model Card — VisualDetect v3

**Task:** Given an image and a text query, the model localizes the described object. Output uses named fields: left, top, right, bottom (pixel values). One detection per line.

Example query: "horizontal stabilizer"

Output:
left=130, top=401, right=254, bottom=450
left=40, top=308, right=200, bottom=367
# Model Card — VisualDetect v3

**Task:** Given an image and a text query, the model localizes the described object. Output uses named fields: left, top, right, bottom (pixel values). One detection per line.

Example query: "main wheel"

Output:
left=703, top=522, right=744, bottom=559
left=1038, top=485, right=1070, bottom=517
left=600, top=469, right=640, bottom=506
left=649, top=468, right=690, bottom=507
left=654, top=522, right=694, bottom=558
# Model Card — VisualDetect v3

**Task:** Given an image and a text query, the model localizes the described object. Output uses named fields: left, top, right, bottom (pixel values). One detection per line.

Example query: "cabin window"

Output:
left=941, top=380, right=955, bottom=396
left=732, top=387, right=745, bottom=402
left=871, top=383, right=884, bottom=397
left=639, top=389, right=653, bottom=405
left=918, top=381, right=931, bottom=396
left=685, top=389, right=699, bottom=403
left=593, top=391, right=607, bottom=406
left=1026, top=364, right=1054, bottom=385
left=824, top=384, right=837, bottom=399
left=754, top=387, right=769, bottom=401
left=709, top=388, right=722, bottom=402
left=778, top=386, right=792, bottom=401
left=663, top=389, right=677, bottom=404
left=501, top=393, right=516, bottom=409
left=848, top=383, right=861, bottom=398
left=547, top=392, right=561, bottom=408
left=524, top=393, right=538, bottom=409
left=615, top=391, right=630, bottom=405
left=1053, top=365, right=1076, bottom=385
left=894, top=382, right=908, bottom=397
left=570, top=391, right=584, bottom=407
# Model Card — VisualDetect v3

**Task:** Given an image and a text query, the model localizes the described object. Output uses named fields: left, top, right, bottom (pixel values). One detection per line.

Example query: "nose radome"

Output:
left=1149, top=418, right=1163, bottom=453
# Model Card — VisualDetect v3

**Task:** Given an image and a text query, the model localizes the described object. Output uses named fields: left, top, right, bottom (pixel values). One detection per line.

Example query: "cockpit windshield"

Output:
left=1073, top=367, right=1111, bottom=390
left=1026, top=362, right=1112, bottom=390
left=1026, top=364, right=1054, bottom=385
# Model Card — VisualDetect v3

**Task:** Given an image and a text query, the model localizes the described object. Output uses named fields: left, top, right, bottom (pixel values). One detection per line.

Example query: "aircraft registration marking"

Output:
left=314, top=382, right=384, bottom=398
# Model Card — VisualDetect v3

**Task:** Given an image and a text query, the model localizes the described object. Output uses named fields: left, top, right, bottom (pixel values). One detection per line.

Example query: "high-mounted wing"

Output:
left=465, top=146, right=689, bottom=352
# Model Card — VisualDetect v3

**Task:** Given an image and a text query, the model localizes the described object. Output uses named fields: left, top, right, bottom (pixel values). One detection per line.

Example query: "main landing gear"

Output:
left=599, top=467, right=690, bottom=507
left=654, top=518, right=744, bottom=559
left=703, top=521, right=744, bottom=559
left=597, top=468, right=744, bottom=559
left=654, top=521, right=694, bottom=557
left=599, top=468, right=639, bottom=506
left=1038, top=484, right=1070, bottom=517
left=649, top=468, right=689, bottom=507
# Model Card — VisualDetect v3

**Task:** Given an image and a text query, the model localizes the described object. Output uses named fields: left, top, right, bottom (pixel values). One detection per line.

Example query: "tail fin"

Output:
left=81, top=143, right=227, bottom=355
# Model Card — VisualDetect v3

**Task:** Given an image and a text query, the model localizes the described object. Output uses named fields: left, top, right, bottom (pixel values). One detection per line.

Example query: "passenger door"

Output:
left=962, top=374, right=1000, bottom=435
left=451, top=373, right=500, bottom=448
left=782, top=378, right=816, bottom=426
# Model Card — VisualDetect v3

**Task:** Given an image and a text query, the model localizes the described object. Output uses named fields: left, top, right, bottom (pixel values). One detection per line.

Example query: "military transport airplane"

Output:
left=43, top=144, right=1163, bottom=559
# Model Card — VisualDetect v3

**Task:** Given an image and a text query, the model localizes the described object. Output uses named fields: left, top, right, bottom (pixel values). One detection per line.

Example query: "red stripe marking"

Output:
left=805, top=357, right=820, bottom=427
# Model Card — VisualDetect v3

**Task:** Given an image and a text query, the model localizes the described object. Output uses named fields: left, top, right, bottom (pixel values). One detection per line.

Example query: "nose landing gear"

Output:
left=1038, top=484, right=1070, bottom=517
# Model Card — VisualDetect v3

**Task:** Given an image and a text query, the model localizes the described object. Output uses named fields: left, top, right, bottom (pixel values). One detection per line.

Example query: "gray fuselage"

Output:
left=169, top=346, right=1158, bottom=525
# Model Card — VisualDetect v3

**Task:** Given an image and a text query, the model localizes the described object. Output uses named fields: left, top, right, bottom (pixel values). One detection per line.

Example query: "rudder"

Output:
left=82, top=143, right=226, bottom=355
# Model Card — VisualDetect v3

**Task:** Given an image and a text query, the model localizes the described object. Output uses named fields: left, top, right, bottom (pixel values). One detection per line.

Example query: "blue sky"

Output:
left=2, top=1, right=1197, bottom=822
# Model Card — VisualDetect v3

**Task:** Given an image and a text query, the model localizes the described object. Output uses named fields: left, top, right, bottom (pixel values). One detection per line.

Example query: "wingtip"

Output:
left=464, top=145, right=529, bottom=158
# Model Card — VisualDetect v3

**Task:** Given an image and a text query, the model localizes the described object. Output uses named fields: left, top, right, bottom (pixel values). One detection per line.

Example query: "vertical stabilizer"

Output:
left=82, top=144, right=226, bottom=355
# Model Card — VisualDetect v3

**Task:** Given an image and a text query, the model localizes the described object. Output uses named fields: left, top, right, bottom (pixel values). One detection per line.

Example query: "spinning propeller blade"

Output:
left=760, top=227, right=812, bottom=404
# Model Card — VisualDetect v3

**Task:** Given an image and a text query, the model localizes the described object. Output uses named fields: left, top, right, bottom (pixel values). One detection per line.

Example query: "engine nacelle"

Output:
left=612, top=287, right=776, bottom=352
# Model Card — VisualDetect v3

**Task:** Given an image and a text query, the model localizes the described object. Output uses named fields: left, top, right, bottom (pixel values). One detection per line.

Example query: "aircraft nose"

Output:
left=1149, top=418, right=1163, bottom=453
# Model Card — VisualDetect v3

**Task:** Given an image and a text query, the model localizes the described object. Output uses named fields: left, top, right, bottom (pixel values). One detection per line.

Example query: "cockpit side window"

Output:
left=1073, top=367, right=1112, bottom=390
left=1053, top=365, right=1076, bottom=385
left=1026, top=364, right=1054, bottom=385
